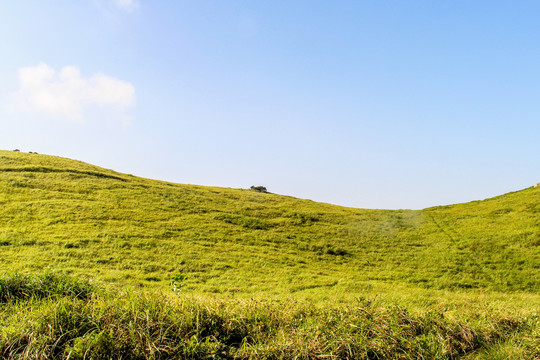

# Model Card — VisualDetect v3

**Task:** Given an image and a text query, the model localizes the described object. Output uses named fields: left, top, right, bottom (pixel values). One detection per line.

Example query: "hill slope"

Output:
left=0, top=150, right=538, bottom=299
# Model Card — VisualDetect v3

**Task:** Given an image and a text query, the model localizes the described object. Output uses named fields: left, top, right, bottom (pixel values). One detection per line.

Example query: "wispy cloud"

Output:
left=112, top=0, right=139, bottom=12
left=93, top=0, right=139, bottom=15
left=16, top=63, right=135, bottom=124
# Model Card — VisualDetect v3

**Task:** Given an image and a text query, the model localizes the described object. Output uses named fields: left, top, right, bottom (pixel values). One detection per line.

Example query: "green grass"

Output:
left=0, top=273, right=538, bottom=359
left=0, top=149, right=539, bottom=358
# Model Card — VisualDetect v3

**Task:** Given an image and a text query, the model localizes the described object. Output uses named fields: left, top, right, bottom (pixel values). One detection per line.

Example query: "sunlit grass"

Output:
left=0, top=149, right=539, bottom=358
left=0, top=273, right=538, bottom=359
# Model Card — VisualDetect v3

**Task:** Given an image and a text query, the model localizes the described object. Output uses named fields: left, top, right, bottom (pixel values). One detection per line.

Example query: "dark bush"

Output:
left=310, top=243, right=349, bottom=256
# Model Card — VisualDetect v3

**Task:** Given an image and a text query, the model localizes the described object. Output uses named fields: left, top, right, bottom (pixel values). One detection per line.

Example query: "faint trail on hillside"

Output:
left=427, top=213, right=498, bottom=286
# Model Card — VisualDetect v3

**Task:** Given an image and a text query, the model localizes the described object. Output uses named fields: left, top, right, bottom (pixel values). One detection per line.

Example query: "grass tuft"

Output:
left=0, top=272, right=97, bottom=302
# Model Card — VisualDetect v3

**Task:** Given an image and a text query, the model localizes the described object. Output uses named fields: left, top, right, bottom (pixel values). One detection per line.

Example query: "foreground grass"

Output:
left=1, top=273, right=538, bottom=360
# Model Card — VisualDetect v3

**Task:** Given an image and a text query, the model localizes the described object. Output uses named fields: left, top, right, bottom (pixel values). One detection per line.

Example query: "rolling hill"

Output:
left=0, top=150, right=538, bottom=297
left=0, top=149, right=539, bottom=359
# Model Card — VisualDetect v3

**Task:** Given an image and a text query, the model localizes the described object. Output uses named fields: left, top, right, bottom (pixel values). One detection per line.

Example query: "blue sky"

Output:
left=1, top=1, right=539, bottom=209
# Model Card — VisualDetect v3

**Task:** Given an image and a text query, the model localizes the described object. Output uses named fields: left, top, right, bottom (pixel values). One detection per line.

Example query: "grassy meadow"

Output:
left=0, top=150, right=538, bottom=358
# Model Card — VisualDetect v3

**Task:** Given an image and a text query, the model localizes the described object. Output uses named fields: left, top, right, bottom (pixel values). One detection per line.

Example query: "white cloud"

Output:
left=112, top=0, right=139, bottom=12
left=16, top=63, right=135, bottom=123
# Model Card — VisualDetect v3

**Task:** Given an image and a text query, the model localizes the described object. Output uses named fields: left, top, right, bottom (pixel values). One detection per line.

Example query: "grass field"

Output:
left=0, top=150, right=538, bottom=358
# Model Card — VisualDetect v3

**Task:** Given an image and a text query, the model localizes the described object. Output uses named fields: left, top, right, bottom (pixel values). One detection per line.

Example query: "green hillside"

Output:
left=0, top=150, right=538, bottom=297
left=0, top=150, right=539, bottom=359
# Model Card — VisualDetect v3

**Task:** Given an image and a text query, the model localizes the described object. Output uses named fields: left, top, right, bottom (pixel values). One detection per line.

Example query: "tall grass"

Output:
left=0, top=273, right=537, bottom=359
left=0, top=272, right=96, bottom=302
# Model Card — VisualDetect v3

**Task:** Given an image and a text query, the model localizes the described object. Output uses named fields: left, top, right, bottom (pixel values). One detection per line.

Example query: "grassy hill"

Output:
left=0, top=149, right=539, bottom=358
left=0, top=150, right=538, bottom=296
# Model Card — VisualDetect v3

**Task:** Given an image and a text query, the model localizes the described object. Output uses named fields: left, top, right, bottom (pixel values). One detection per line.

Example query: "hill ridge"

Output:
left=2, top=149, right=536, bottom=211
